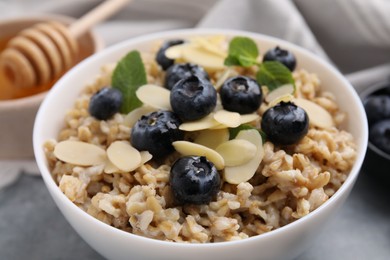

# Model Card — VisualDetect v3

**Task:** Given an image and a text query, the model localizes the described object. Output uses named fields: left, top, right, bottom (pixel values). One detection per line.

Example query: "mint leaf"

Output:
left=112, top=51, right=147, bottom=114
left=238, top=55, right=258, bottom=67
left=224, top=37, right=259, bottom=67
left=229, top=124, right=266, bottom=142
left=224, top=55, right=240, bottom=66
left=256, top=61, right=295, bottom=91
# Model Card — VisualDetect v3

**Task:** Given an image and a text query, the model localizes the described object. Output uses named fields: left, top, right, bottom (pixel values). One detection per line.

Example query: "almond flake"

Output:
left=107, top=141, right=141, bottom=172
left=54, top=140, right=106, bottom=166
left=215, top=139, right=257, bottom=166
left=194, top=128, right=229, bottom=149
left=293, top=98, right=334, bottom=129
left=172, top=141, right=225, bottom=170
left=223, top=129, right=264, bottom=184
left=164, top=44, right=188, bottom=59
left=268, top=94, right=294, bottom=108
left=265, top=84, right=294, bottom=103
left=239, top=113, right=260, bottom=124
left=140, top=151, right=153, bottom=165
left=179, top=114, right=220, bottom=131
left=123, top=106, right=156, bottom=127
left=104, top=159, right=120, bottom=174
left=213, top=94, right=223, bottom=112
left=214, top=110, right=241, bottom=128
left=182, top=46, right=225, bottom=72
left=193, top=37, right=227, bottom=58
left=206, top=35, right=226, bottom=45
left=209, top=124, right=228, bottom=130
left=215, top=68, right=237, bottom=90
left=136, top=84, right=172, bottom=110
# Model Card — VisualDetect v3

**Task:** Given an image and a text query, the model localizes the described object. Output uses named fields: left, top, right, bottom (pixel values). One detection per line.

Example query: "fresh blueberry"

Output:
left=164, top=63, right=209, bottom=90
left=156, top=39, right=185, bottom=70
left=131, top=110, right=183, bottom=158
left=89, top=87, right=123, bottom=120
left=369, top=119, right=390, bottom=154
left=261, top=101, right=309, bottom=145
left=170, top=156, right=220, bottom=205
left=263, top=46, right=297, bottom=71
left=364, top=95, right=390, bottom=125
left=220, top=76, right=262, bottom=114
left=170, top=75, right=217, bottom=121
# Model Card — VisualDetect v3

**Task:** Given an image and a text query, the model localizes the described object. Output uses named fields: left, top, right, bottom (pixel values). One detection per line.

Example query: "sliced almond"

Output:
left=54, top=140, right=106, bottom=166
left=239, top=113, right=260, bottom=124
left=165, top=44, right=188, bottom=59
left=107, top=141, right=141, bottom=172
left=206, top=35, right=226, bottom=46
left=172, top=141, right=225, bottom=170
left=293, top=98, right=334, bottom=129
left=213, top=94, right=223, bottom=112
left=104, top=159, right=120, bottom=174
left=194, top=128, right=229, bottom=149
left=223, top=129, right=264, bottom=184
left=182, top=46, right=225, bottom=72
left=215, top=139, right=257, bottom=167
left=194, top=37, right=227, bottom=58
left=209, top=124, right=228, bottom=130
left=136, top=84, right=172, bottom=110
left=140, top=151, right=153, bottom=165
left=265, top=84, right=295, bottom=103
left=214, top=110, right=241, bottom=128
left=215, top=68, right=236, bottom=90
left=123, top=106, right=156, bottom=127
left=179, top=113, right=220, bottom=131
left=268, top=94, right=295, bottom=108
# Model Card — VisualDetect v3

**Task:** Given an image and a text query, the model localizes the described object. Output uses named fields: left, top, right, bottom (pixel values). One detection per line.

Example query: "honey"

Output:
left=0, top=36, right=92, bottom=100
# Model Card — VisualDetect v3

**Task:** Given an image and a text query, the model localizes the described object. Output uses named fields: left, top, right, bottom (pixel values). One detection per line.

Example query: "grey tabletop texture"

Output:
left=1, top=167, right=389, bottom=260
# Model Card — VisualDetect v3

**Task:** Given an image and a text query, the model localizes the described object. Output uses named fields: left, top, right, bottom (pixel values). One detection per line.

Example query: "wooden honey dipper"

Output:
left=0, top=0, right=131, bottom=89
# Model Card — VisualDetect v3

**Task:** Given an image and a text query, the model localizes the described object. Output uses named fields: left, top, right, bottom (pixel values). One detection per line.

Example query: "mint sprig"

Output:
left=224, top=37, right=296, bottom=91
left=112, top=50, right=147, bottom=114
left=224, top=37, right=259, bottom=67
left=256, top=61, right=295, bottom=91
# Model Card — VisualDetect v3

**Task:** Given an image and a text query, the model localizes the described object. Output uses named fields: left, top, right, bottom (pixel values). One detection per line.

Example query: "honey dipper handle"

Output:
left=69, top=0, right=132, bottom=38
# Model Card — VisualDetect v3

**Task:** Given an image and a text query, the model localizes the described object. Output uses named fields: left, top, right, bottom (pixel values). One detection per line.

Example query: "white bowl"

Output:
left=33, top=29, right=368, bottom=260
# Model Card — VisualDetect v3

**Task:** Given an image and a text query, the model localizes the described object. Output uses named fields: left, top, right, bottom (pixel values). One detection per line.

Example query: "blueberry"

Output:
left=263, top=46, right=296, bottom=71
left=156, top=39, right=185, bottom=70
left=369, top=119, right=390, bottom=154
left=89, top=87, right=123, bottom=120
left=170, top=156, right=220, bottom=205
left=170, top=75, right=217, bottom=121
left=364, top=95, right=390, bottom=125
left=261, top=101, right=309, bottom=145
left=220, top=76, right=262, bottom=114
left=131, top=110, right=183, bottom=158
left=164, top=63, right=209, bottom=90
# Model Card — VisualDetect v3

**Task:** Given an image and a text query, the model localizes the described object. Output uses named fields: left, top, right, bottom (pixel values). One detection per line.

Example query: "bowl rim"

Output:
left=33, top=28, right=368, bottom=248
left=359, top=80, right=390, bottom=160
left=0, top=14, right=104, bottom=108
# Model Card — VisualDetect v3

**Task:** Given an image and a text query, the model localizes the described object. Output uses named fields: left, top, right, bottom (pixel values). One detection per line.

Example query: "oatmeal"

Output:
left=44, top=35, right=357, bottom=243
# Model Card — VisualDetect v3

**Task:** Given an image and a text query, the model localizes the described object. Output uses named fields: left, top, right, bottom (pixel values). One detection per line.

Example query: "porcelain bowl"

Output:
left=360, top=80, right=390, bottom=181
left=33, top=29, right=368, bottom=260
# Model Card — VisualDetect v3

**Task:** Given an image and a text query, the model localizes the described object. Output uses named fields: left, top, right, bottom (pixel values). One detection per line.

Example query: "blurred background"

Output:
left=0, top=0, right=389, bottom=259
left=0, top=0, right=389, bottom=88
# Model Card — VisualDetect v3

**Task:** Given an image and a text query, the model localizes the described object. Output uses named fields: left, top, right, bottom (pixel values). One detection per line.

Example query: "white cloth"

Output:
left=0, top=0, right=389, bottom=189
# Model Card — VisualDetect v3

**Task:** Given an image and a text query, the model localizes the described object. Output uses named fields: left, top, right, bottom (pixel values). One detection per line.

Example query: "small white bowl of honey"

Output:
left=0, top=14, right=104, bottom=160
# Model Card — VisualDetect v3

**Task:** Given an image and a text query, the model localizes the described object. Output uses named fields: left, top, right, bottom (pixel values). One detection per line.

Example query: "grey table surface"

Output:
left=1, top=165, right=389, bottom=260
